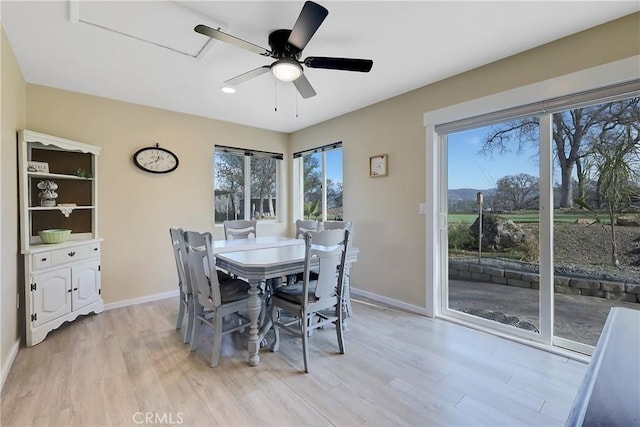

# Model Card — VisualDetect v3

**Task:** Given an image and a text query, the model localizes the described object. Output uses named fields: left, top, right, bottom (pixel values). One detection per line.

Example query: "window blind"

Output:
left=215, top=145, right=283, bottom=160
left=293, top=141, right=342, bottom=158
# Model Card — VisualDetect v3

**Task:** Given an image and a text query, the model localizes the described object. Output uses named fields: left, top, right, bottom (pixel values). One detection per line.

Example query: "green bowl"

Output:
left=38, top=229, right=71, bottom=244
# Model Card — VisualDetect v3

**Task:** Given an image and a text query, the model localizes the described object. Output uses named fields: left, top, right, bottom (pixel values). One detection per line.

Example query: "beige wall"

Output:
left=25, top=86, right=290, bottom=304
left=289, top=13, right=640, bottom=308
left=1, top=25, right=27, bottom=385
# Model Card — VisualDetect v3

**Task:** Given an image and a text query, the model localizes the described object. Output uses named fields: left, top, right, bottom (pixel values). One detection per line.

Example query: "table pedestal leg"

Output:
left=247, top=280, right=263, bottom=366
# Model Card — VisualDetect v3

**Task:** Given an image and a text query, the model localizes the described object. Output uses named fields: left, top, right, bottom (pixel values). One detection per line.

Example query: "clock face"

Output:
left=133, top=146, right=179, bottom=174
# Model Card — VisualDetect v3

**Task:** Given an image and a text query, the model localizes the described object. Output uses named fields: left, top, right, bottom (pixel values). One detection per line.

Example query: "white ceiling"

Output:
left=2, top=1, right=638, bottom=133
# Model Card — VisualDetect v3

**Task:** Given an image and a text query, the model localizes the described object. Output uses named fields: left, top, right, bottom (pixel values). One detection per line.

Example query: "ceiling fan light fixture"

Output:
left=271, top=59, right=302, bottom=82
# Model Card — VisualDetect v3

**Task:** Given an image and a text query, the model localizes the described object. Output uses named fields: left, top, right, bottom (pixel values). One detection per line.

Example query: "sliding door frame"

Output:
left=424, top=57, right=639, bottom=359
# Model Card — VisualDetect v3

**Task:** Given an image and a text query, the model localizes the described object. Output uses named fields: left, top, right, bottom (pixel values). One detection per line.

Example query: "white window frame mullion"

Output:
left=292, top=157, right=303, bottom=221
left=538, top=113, right=554, bottom=345
left=274, top=158, right=281, bottom=222
left=438, top=134, right=449, bottom=317
left=243, top=155, right=251, bottom=220
left=321, top=152, right=328, bottom=222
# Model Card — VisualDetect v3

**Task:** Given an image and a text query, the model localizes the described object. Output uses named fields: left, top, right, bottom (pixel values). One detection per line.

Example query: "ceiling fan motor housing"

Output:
left=268, top=29, right=302, bottom=60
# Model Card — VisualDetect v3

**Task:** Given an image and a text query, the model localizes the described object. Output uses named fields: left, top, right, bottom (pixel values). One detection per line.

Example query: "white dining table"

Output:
left=210, top=235, right=302, bottom=254
left=215, top=244, right=359, bottom=366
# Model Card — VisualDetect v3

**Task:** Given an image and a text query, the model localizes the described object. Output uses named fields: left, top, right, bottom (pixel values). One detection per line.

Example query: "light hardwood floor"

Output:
left=1, top=298, right=587, bottom=426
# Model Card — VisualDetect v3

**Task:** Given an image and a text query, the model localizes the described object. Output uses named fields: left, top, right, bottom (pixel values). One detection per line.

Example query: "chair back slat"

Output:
left=303, top=229, right=349, bottom=302
left=184, top=231, right=223, bottom=309
left=224, top=220, right=257, bottom=240
left=169, top=227, right=189, bottom=295
left=295, top=219, right=319, bottom=239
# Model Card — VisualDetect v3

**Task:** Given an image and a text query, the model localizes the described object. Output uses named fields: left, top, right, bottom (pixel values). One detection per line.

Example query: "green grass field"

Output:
left=447, top=211, right=638, bottom=224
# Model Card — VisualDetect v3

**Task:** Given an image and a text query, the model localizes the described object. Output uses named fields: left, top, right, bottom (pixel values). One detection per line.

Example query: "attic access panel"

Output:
left=70, top=0, right=224, bottom=58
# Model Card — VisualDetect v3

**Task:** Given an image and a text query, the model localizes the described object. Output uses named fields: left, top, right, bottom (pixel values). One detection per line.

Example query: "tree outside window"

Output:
left=301, top=146, right=343, bottom=221
left=214, top=148, right=280, bottom=223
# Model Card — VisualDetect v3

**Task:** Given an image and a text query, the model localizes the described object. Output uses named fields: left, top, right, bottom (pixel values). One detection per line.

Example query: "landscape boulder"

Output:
left=469, top=214, right=525, bottom=250
left=617, top=216, right=640, bottom=227
left=575, top=218, right=596, bottom=225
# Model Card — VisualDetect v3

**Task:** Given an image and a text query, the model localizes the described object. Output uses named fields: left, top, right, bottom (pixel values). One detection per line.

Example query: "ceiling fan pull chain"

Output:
left=274, top=79, right=278, bottom=112
left=295, top=91, right=299, bottom=118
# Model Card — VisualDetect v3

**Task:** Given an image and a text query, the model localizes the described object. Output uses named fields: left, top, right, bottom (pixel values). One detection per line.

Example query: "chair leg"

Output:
left=184, top=298, right=195, bottom=344
left=210, top=311, right=224, bottom=368
left=176, top=289, right=186, bottom=330
left=302, top=310, right=310, bottom=373
left=343, top=268, right=352, bottom=317
left=190, top=302, right=203, bottom=352
left=270, top=307, right=280, bottom=352
left=336, top=305, right=345, bottom=354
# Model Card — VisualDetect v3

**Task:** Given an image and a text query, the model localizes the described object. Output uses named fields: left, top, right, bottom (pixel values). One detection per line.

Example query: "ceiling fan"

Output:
left=194, top=1, right=373, bottom=99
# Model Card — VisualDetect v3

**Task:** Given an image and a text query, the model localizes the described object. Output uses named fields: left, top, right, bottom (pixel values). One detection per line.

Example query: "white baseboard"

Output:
left=1, top=339, right=20, bottom=392
left=104, top=290, right=179, bottom=311
left=351, top=287, right=430, bottom=317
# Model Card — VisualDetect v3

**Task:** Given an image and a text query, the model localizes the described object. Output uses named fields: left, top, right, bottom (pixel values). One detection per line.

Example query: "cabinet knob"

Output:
left=68, top=251, right=76, bottom=257
left=41, top=257, right=47, bottom=262
left=93, top=247, right=98, bottom=251
left=73, top=288, right=78, bottom=291
left=68, top=289, right=72, bottom=293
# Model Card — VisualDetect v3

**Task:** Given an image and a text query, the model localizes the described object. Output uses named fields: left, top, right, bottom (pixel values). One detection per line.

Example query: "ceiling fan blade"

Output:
left=287, top=1, right=328, bottom=51
left=194, top=24, right=271, bottom=56
left=304, top=57, right=373, bottom=72
left=292, top=74, right=317, bottom=99
left=224, top=66, right=271, bottom=86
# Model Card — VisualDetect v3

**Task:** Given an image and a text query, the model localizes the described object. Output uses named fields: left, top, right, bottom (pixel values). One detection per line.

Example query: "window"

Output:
left=295, top=142, right=343, bottom=221
left=214, top=146, right=282, bottom=223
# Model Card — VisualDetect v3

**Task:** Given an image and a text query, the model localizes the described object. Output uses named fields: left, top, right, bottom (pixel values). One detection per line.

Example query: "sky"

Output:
left=447, top=127, right=541, bottom=190
left=323, top=131, right=542, bottom=189
left=325, top=149, right=343, bottom=182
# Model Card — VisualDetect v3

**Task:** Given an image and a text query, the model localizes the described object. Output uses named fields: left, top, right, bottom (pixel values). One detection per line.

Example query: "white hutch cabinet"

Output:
left=18, top=130, right=103, bottom=346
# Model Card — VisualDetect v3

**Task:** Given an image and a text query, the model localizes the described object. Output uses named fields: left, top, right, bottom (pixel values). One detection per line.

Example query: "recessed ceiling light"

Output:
left=221, top=86, right=236, bottom=94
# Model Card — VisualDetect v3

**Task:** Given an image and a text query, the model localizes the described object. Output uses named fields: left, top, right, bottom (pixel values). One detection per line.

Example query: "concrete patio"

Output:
left=449, top=279, right=640, bottom=346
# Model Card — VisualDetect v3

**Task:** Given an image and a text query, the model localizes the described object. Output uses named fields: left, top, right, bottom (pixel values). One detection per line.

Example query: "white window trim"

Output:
left=423, top=56, right=639, bottom=360
left=293, top=156, right=304, bottom=221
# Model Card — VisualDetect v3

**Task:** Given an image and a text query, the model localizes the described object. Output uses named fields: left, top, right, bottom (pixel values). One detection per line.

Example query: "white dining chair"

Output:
left=184, top=230, right=251, bottom=367
left=322, top=221, right=354, bottom=317
left=269, top=228, right=350, bottom=373
left=169, top=227, right=193, bottom=343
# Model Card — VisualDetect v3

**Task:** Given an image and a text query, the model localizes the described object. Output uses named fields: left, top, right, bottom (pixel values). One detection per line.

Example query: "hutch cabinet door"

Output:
left=72, top=259, right=101, bottom=311
left=31, top=267, right=72, bottom=326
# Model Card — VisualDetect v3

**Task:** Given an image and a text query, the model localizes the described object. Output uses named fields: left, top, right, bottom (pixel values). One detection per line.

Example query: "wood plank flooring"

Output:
left=1, top=298, right=587, bottom=426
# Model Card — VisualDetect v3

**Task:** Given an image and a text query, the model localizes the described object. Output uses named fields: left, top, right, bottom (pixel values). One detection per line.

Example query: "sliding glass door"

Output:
left=439, top=93, right=640, bottom=354
left=445, top=120, right=542, bottom=340
left=552, top=97, right=640, bottom=352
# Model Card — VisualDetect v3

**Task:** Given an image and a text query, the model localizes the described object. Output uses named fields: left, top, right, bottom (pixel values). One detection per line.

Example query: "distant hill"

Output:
left=448, top=188, right=496, bottom=201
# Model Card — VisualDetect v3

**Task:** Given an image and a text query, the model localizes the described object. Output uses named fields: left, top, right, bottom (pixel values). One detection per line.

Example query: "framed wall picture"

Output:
left=26, top=161, right=49, bottom=173
left=369, top=154, right=388, bottom=177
